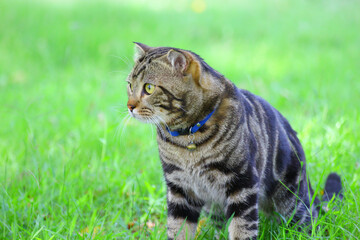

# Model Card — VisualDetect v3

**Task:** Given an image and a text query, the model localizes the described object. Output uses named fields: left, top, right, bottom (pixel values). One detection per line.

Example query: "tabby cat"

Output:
left=125, top=43, right=342, bottom=240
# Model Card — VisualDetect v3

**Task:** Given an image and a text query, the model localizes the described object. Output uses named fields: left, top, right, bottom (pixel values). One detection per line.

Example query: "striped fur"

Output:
left=126, top=43, right=341, bottom=240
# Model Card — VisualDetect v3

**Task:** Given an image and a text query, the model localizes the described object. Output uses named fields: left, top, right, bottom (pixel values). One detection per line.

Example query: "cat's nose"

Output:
left=127, top=103, right=136, bottom=112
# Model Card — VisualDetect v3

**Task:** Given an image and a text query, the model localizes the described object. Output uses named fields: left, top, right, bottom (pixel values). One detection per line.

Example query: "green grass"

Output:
left=1, top=0, right=359, bottom=239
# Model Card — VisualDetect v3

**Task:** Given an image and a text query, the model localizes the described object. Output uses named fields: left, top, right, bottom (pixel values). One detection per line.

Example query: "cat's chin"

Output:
left=130, top=112, right=156, bottom=124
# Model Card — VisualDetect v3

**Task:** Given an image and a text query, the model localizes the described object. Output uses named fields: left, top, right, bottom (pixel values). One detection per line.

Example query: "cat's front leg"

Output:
left=225, top=177, right=259, bottom=240
left=166, top=184, right=202, bottom=240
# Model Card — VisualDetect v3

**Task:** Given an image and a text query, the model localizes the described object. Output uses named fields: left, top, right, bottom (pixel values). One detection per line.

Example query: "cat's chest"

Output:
left=169, top=163, right=228, bottom=205
left=158, top=136, right=230, bottom=204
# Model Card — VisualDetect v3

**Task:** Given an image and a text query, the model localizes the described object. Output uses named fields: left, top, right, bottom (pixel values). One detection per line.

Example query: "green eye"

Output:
left=128, top=83, right=133, bottom=91
left=144, top=83, right=155, bottom=94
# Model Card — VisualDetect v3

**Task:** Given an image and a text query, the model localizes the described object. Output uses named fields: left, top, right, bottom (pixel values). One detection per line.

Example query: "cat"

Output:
left=125, top=42, right=343, bottom=240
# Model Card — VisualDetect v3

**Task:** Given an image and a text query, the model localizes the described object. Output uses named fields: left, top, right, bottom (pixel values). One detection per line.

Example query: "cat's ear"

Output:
left=167, top=50, right=209, bottom=88
left=187, top=56, right=214, bottom=90
left=167, top=50, right=189, bottom=73
left=133, top=42, right=151, bottom=62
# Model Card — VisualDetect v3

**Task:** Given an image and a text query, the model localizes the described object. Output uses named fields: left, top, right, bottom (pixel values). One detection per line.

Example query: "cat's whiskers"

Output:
left=159, top=114, right=175, bottom=129
left=111, top=104, right=129, bottom=114
left=152, top=116, right=165, bottom=140
left=114, top=114, right=128, bottom=138
left=146, top=115, right=158, bottom=140
left=150, top=117, right=156, bottom=140
left=152, top=116, right=164, bottom=136
left=155, top=115, right=173, bottom=142
left=115, top=110, right=131, bottom=115
left=112, top=104, right=129, bottom=138
left=110, top=54, right=132, bottom=69
left=115, top=114, right=132, bottom=147
left=179, top=106, right=188, bottom=113
left=109, top=70, right=128, bottom=75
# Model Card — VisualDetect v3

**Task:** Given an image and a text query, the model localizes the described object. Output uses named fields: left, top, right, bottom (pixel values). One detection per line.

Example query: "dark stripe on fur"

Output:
left=162, top=161, right=182, bottom=174
left=226, top=193, right=258, bottom=218
left=212, top=110, right=239, bottom=148
left=205, top=161, right=235, bottom=175
left=166, top=181, right=205, bottom=208
left=167, top=202, right=200, bottom=223
left=246, top=223, right=258, bottom=231
left=243, top=208, right=258, bottom=222
left=158, top=86, right=183, bottom=102
left=225, top=168, right=256, bottom=197
left=167, top=181, right=187, bottom=198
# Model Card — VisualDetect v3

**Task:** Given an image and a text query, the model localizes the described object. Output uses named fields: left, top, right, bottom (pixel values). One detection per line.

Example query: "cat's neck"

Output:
left=165, top=106, right=218, bottom=136
left=161, top=82, right=232, bottom=136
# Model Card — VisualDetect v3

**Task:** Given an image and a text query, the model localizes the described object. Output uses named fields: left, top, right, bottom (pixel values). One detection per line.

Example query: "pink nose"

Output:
left=127, top=104, right=136, bottom=112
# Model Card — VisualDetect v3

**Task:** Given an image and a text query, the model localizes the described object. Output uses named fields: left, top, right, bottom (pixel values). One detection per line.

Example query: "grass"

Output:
left=0, top=0, right=359, bottom=239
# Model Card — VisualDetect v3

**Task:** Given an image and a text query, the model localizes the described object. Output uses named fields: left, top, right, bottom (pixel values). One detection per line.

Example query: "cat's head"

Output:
left=126, top=43, right=224, bottom=130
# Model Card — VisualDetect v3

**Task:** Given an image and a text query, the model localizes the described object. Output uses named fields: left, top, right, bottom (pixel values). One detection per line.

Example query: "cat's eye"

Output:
left=128, top=83, right=133, bottom=91
left=144, top=83, right=155, bottom=94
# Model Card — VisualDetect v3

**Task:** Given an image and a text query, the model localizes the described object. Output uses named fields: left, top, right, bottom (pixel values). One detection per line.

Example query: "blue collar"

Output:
left=166, top=109, right=216, bottom=137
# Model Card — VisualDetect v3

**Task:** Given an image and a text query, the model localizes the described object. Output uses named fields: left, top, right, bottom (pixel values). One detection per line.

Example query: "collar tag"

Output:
left=186, top=128, right=196, bottom=151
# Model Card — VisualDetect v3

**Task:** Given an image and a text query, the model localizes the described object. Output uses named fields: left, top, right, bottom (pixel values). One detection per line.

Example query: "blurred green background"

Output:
left=1, top=0, right=359, bottom=239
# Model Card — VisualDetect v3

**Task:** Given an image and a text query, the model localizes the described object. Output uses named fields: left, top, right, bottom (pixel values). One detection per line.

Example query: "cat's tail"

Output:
left=322, top=172, right=343, bottom=202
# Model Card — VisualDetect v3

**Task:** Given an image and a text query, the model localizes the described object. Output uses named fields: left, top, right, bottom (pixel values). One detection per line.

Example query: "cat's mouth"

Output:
left=129, top=108, right=161, bottom=125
